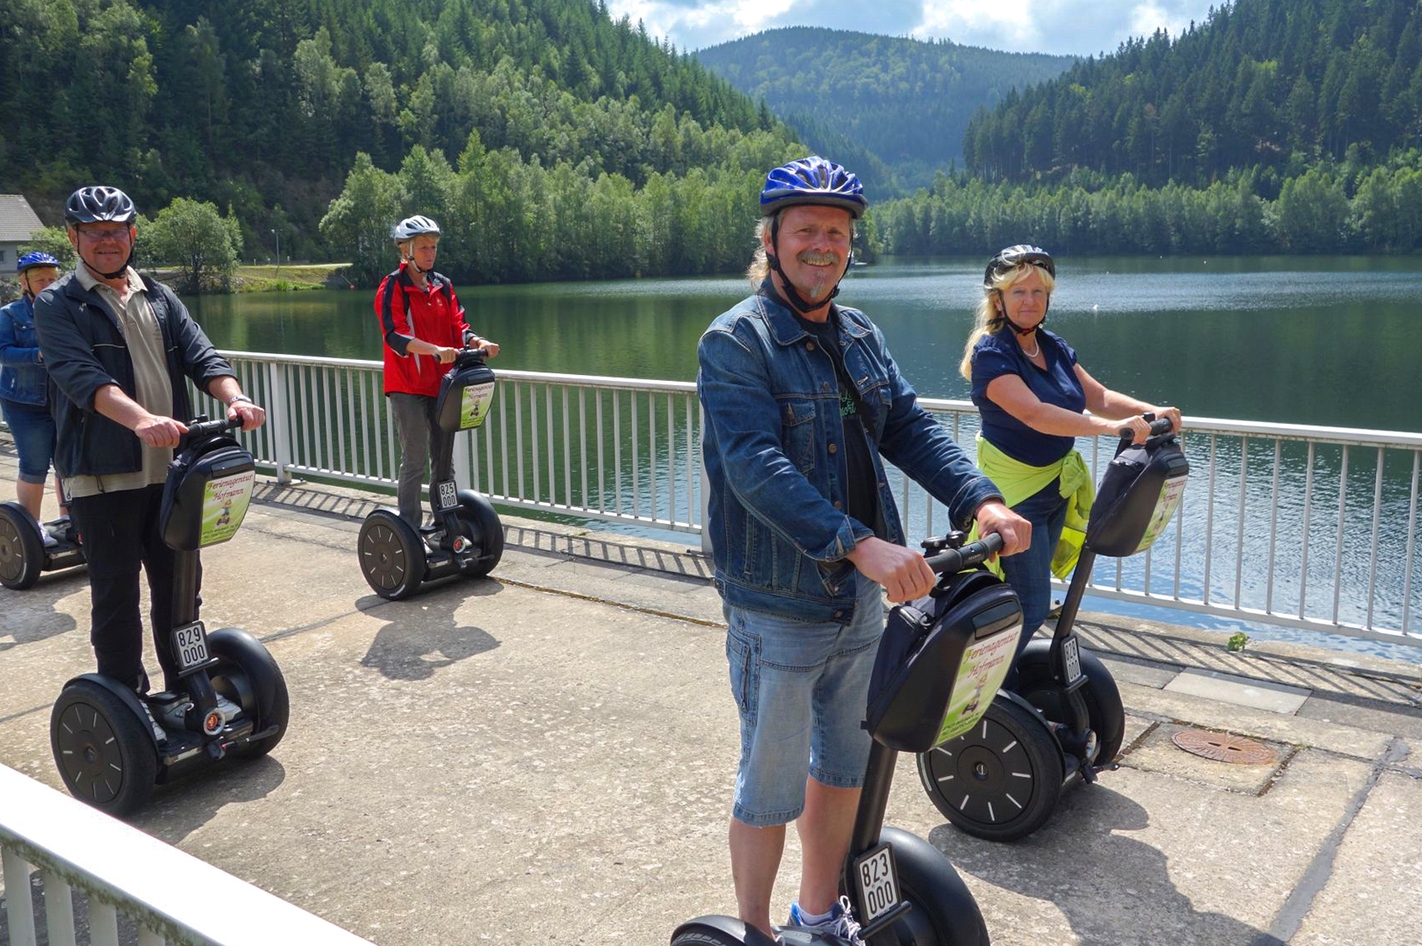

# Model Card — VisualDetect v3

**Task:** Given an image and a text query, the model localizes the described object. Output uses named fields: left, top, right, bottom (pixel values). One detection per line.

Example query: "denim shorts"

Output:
left=0, top=398, right=56, bottom=484
left=723, top=575, right=884, bottom=827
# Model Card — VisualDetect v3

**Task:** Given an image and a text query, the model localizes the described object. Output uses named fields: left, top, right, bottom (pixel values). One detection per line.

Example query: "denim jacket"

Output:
left=698, top=291, right=1002, bottom=622
left=0, top=296, right=47, bottom=406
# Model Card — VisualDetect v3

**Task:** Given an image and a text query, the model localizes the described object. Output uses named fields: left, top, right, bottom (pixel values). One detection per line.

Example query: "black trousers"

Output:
left=68, top=484, right=201, bottom=693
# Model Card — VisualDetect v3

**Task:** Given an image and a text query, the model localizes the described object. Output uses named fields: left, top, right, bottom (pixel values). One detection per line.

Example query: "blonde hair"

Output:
left=958, top=262, right=1056, bottom=380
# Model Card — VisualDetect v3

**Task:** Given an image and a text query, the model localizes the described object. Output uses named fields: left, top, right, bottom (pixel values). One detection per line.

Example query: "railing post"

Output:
left=266, top=360, right=293, bottom=484
left=3, top=848, right=38, bottom=946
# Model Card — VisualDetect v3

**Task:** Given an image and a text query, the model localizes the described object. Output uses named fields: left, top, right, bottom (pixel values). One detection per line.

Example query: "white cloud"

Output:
left=607, top=0, right=1217, bottom=55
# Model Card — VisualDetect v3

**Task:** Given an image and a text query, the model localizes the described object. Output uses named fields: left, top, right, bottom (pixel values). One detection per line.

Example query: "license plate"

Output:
left=1062, top=636, right=1082, bottom=684
left=434, top=480, right=458, bottom=511
left=172, top=621, right=210, bottom=673
left=852, top=843, right=901, bottom=924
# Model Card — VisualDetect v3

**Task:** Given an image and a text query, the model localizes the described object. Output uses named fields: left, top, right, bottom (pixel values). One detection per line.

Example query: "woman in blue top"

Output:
left=962, top=245, right=1181, bottom=680
left=0, top=252, right=66, bottom=546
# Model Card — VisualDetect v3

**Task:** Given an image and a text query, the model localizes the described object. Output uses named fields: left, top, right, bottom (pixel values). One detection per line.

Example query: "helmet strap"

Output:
left=85, top=248, right=133, bottom=282
left=993, top=290, right=1048, bottom=336
left=765, top=212, right=851, bottom=316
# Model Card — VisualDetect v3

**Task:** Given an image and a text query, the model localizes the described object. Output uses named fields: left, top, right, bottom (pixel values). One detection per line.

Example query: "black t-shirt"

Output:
left=764, top=286, right=881, bottom=535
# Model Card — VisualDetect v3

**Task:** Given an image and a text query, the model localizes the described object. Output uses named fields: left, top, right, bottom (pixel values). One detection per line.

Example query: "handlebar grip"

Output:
left=924, top=532, right=1005, bottom=574
left=1119, top=415, right=1176, bottom=441
left=180, top=415, right=243, bottom=446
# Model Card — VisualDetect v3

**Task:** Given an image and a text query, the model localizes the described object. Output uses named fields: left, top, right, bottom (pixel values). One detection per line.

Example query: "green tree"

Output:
left=141, top=198, right=240, bottom=292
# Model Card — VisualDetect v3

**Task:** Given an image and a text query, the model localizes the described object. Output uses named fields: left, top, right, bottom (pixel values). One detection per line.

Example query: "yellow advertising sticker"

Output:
left=935, top=626, right=1019, bottom=746
left=460, top=381, right=496, bottom=430
left=200, top=470, right=256, bottom=547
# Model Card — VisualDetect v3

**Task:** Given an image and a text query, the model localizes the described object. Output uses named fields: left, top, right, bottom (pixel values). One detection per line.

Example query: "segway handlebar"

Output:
left=180, top=415, right=243, bottom=446
left=924, top=532, right=1004, bottom=574
left=1118, top=414, right=1176, bottom=442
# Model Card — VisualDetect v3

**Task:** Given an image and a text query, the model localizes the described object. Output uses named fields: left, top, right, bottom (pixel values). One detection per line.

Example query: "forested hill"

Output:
left=964, top=0, right=1422, bottom=183
left=696, top=27, right=1076, bottom=196
left=1, top=0, right=802, bottom=280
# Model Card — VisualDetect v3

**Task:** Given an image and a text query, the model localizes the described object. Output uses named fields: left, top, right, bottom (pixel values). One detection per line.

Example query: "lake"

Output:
left=185, top=256, right=1422, bottom=660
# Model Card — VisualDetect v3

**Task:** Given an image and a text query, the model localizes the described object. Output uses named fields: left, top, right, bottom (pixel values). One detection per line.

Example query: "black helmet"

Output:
left=984, top=244, right=1054, bottom=288
left=64, top=186, right=137, bottom=225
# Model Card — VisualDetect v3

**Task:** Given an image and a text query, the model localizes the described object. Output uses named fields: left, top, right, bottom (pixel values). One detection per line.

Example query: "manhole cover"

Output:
left=1171, top=729, right=1277, bottom=765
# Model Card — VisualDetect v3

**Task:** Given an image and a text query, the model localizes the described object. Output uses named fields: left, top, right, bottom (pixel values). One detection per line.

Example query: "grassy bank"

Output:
left=232, top=263, right=353, bottom=293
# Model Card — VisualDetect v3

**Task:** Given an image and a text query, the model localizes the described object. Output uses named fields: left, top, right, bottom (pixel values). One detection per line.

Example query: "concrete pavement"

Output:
left=1, top=443, right=1419, bottom=946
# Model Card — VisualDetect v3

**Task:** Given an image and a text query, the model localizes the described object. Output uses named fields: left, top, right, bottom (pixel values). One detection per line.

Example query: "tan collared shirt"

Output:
left=66, top=265, right=174, bottom=498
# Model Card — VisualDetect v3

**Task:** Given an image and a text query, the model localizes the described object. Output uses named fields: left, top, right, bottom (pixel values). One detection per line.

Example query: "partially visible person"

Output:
left=963, top=244, right=1182, bottom=683
left=1, top=251, right=67, bottom=545
left=35, top=185, right=265, bottom=694
left=699, top=157, right=1031, bottom=943
left=375, top=215, right=498, bottom=531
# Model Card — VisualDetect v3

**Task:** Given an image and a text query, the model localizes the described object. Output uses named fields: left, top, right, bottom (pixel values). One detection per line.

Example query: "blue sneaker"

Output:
left=785, top=896, right=865, bottom=945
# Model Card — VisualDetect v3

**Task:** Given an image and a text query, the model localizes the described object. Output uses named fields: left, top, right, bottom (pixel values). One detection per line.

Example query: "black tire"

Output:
left=879, top=826, right=990, bottom=946
left=1079, top=649, right=1125, bottom=766
left=917, top=694, right=1064, bottom=842
left=669, top=932, right=743, bottom=946
left=1016, top=642, right=1125, bottom=769
left=207, top=627, right=289, bottom=759
left=51, top=681, right=157, bottom=817
left=456, top=490, right=503, bottom=578
left=0, top=503, right=43, bottom=590
left=358, top=510, right=426, bottom=599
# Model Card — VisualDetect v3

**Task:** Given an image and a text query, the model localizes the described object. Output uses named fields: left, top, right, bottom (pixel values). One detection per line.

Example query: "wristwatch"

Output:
left=226, top=394, right=253, bottom=407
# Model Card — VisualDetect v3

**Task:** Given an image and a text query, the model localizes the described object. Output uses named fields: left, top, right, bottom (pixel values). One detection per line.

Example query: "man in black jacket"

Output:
left=35, top=186, right=266, bottom=694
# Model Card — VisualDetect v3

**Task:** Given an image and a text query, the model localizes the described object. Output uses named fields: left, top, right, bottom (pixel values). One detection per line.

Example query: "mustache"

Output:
left=797, top=250, right=841, bottom=266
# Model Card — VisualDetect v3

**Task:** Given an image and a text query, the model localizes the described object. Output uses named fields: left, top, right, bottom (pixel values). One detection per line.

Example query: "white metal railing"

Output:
left=3, top=350, right=1418, bottom=645
left=0, top=763, right=376, bottom=946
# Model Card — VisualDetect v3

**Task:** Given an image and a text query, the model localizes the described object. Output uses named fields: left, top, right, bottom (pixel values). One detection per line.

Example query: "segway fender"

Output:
left=671, top=916, right=779, bottom=946
left=63, top=674, right=160, bottom=752
left=206, top=627, right=281, bottom=723
left=881, top=826, right=990, bottom=946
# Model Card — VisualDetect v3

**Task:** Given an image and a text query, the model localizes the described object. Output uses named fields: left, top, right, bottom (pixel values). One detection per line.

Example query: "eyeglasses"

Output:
left=76, top=227, right=132, bottom=243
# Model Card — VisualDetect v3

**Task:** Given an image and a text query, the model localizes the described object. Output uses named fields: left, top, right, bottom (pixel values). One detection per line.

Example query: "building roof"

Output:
left=0, top=195, right=44, bottom=243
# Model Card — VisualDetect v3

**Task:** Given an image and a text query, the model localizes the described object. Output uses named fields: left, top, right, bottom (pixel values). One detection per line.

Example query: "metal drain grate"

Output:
left=1171, top=729, right=1277, bottom=765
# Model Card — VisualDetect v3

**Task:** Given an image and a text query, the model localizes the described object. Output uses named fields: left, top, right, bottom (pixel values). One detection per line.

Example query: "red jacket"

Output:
left=375, top=264, right=469, bottom=397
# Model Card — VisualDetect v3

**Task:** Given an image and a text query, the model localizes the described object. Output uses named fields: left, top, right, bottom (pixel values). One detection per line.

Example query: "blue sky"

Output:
left=606, top=0, right=1219, bottom=56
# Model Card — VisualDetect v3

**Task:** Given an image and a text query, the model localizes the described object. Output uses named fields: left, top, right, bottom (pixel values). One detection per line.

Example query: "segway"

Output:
left=50, top=417, right=289, bottom=817
left=0, top=502, right=84, bottom=589
left=674, top=533, right=1021, bottom=946
left=917, top=414, right=1187, bottom=841
left=358, top=342, right=503, bottom=599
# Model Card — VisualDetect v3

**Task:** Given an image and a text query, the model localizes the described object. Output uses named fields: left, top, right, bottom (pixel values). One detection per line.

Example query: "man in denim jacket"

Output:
left=698, top=158, right=1030, bottom=943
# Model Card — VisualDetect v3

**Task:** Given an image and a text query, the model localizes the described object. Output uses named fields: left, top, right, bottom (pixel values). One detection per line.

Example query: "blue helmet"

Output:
left=759, top=157, right=867, bottom=219
left=16, top=251, right=61, bottom=274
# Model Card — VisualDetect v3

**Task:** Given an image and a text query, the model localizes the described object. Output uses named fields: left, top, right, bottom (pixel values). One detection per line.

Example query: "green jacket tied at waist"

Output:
left=971, top=434, right=1094, bottom=579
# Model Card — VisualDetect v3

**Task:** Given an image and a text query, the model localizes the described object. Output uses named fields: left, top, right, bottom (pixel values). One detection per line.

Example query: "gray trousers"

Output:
left=389, top=392, right=455, bottom=528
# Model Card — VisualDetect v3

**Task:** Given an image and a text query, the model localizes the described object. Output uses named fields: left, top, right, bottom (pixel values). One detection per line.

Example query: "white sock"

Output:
left=795, top=903, right=835, bottom=925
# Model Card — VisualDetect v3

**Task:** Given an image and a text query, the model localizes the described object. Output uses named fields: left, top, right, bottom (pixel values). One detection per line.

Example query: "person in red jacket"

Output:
left=374, top=215, right=499, bottom=530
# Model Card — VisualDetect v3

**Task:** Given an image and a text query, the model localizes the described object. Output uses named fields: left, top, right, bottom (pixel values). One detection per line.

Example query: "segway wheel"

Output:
left=669, top=932, right=742, bottom=946
left=207, top=628, right=290, bottom=759
left=358, top=511, right=426, bottom=599
left=917, top=695, right=1064, bottom=842
left=51, top=681, right=157, bottom=817
left=881, top=826, right=990, bottom=946
left=0, top=503, right=43, bottom=590
left=456, top=490, right=503, bottom=579
left=1079, top=649, right=1126, bottom=766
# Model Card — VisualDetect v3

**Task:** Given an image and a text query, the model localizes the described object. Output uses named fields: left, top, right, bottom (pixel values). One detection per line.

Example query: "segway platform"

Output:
left=0, top=503, right=85, bottom=590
